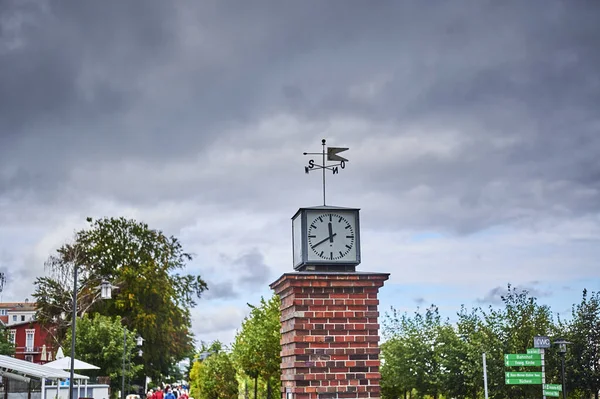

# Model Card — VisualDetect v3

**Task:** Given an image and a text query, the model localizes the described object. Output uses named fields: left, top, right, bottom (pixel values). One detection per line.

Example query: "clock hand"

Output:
left=311, top=233, right=337, bottom=249
left=328, top=222, right=334, bottom=243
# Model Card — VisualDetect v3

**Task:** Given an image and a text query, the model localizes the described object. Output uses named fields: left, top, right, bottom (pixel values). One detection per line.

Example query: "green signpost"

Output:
left=504, top=339, right=555, bottom=396
left=543, top=383, right=562, bottom=397
left=505, top=377, right=543, bottom=385
left=504, top=359, right=543, bottom=367
left=543, top=390, right=560, bottom=397
left=543, top=384, right=562, bottom=391
left=505, top=353, right=542, bottom=360
left=505, top=372, right=542, bottom=378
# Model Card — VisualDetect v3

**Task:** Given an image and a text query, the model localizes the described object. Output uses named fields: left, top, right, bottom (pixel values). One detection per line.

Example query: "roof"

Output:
left=0, top=302, right=37, bottom=311
left=0, top=355, right=89, bottom=380
left=6, top=319, right=43, bottom=328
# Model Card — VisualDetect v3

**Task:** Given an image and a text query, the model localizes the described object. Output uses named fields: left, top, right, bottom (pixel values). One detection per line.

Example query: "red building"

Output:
left=0, top=301, right=55, bottom=364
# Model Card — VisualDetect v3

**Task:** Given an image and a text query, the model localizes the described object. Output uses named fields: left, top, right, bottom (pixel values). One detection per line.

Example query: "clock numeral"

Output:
left=345, top=245, right=352, bottom=249
left=330, top=252, right=333, bottom=260
left=329, top=214, right=332, bottom=221
left=339, top=251, right=344, bottom=258
left=320, top=251, right=324, bottom=257
left=310, top=224, right=316, bottom=229
left=346, top=235, right=354, bottom=238
left=308, top=235, right=316, bottom=238
left=345, top=225, right=351, bottom=229
left=318, top=216, right=323, bottom=222
left=338, top=216, right=343, bottom=222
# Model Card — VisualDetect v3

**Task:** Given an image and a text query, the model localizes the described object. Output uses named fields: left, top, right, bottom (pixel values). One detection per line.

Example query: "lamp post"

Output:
left=69, top=279, right=112, bottom=399
left=122, top=333, right=143, bottom=399
left=554, top=338, right=571, bottom=399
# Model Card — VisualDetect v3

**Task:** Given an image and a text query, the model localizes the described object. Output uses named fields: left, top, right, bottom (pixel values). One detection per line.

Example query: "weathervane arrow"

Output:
left=327, top=147, right=349, bottom=162
left=303, top=139, right=350, bottom=206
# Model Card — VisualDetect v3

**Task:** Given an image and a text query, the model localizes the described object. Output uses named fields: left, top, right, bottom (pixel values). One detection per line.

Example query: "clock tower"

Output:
left=270, top=140, right=389, bottom=399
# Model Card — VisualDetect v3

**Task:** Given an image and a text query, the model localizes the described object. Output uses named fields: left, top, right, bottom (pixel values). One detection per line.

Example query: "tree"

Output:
left=380, top=337, right=413, bottom=399
left=565, top=289, right=600, bottom=399
left=65, top=314, right=142, bottom=398
left=233, top=295, right=281, bottom=399
left=0, top=326, right=14, bottom=356
left=381, top=285, right=555, bottom=399
left=189, top=341, right=238, bottom=399
left=33, top=217, right=208, bottom=381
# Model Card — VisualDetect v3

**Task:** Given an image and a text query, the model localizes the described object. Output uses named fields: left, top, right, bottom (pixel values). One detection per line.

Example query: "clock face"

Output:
left=307, top=212, right=355, bottom=261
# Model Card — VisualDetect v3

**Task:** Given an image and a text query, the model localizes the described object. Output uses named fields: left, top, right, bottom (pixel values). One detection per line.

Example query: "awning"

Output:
left=45, top=357, right=100, bottom=370
left=0, top=354, right=89, bottom=380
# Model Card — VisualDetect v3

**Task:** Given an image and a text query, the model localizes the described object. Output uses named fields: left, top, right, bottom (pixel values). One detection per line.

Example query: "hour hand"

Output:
left=311, top=233, right=337, bottom=249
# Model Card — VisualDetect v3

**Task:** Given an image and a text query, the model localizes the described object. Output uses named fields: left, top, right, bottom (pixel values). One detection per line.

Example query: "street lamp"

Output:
left=69, top=276, right=113, bottom=399
left=554, top=338, right=571, bottom=399
left=122, top=333, right=144, bottom=399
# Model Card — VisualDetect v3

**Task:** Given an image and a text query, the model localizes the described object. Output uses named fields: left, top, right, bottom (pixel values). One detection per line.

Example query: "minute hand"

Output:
left=311, top=233, right=337, bottom=249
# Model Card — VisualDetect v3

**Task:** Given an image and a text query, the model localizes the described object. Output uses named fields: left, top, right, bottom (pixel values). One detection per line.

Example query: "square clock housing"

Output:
left=292, top=206, right=361, bottom=271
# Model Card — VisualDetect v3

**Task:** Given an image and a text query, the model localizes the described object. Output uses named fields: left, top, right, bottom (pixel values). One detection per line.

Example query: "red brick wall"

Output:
left=270, top=272, right=389, bottom=399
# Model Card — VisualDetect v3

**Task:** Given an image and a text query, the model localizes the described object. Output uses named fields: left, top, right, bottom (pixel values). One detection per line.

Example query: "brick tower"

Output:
left=274, top=142, right=389, bottom=399
left=270, top=272, right=389, bottom=399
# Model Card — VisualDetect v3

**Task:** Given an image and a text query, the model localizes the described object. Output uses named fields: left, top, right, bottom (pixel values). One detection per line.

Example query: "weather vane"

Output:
left=303, top=139, right=349, bottom=206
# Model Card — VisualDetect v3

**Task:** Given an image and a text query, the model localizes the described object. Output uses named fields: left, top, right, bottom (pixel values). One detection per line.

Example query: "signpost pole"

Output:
left=483, top=353, right=489, bottom=399
left=541, top=348, right=546, bottom=399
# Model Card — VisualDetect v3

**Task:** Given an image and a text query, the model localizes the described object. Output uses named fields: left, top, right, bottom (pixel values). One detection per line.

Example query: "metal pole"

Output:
left=122, top=328, right=127, bottom=399
left=322, top=139, right=326, bottom=206
left=561, top=353, right=567, bottom=399
left=482, top=352, right=489, bottom=399
left=542, top=348, right=546, bottom=399
left=69, top=265, right=78, bottom=399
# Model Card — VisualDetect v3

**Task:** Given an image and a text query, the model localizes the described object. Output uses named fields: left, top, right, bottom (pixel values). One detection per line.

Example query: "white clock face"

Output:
left=307, top=212, right=356, bottom=261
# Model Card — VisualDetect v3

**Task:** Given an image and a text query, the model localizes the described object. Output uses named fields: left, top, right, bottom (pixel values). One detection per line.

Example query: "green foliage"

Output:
left=564, top=289, right=600, bottom=399
left=189, top=341, right=238, bottom=399
left=65, top=314, right=142, bottom=398
left=0, top=326, right=14, bottom=355
left=33, top=217, right=208, bottom=381
left=232, top=295, right=281, bottom=399
left=382, top=284, right=556, bottom=399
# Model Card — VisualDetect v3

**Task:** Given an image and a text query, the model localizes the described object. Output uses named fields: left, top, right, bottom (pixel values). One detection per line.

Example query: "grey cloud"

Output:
left=1, top=0, right=599, bottom=237
left=413, top=297, right=426, bottom=306
left=234, top=250, right=273, bottom=288
left=190, top=306, right=245, bottom=335
left=203, top=280, right=238, bottom=300
left=477, top=285, right=553, bottom=305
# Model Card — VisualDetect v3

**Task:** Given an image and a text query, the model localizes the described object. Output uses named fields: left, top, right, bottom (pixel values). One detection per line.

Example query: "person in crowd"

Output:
left=154, top=387, right=164, bottom=399
left=164, top=388, right=176, bottom=399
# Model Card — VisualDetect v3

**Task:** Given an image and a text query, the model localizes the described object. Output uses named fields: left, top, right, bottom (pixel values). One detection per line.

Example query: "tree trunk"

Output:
left=267, top=379, right=271, bottom=399
left=254, top=375, right=258, bottom=399
left=245, top=380, right=248, bottom=399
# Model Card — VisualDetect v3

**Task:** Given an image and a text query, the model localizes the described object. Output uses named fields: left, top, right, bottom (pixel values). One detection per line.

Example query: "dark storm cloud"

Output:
left=1, top=0, right=599, bottom=235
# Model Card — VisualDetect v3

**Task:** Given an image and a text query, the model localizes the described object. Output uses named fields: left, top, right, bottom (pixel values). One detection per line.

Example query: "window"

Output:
left=25, top=329, right=34, bottom=352
left=9, top=330, right=16, bottom=344
left=21, top=315, right=25, bottom=322
left=12, top=315, right=16, bottom=322
left=0, top=309, right=6, bottom=315
left=24, top=355, right=34, bottom=362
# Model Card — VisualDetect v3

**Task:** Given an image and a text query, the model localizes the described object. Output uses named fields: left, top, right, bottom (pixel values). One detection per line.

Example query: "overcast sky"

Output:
left=1, top=1, right=599, bottom=346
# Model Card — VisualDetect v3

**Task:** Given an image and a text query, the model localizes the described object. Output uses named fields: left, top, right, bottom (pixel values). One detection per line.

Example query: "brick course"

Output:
left=270, top=272, right=389, bottom=399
